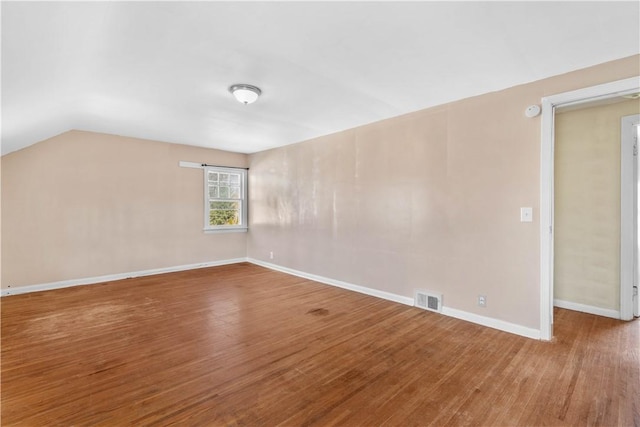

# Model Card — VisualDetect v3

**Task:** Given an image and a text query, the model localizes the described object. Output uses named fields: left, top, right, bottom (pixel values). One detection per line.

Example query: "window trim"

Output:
left=203, top=165, right=248, bottom=233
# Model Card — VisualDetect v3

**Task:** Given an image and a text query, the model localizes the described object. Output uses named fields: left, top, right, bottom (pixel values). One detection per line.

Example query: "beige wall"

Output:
left=248, top=55, right=640, bottom=330
left=554, top=100, right=640, bottom=310
left=1, top=130, right=248, bottom=288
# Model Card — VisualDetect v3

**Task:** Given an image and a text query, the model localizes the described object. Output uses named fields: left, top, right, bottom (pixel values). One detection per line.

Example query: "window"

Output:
left=204, top=166, right=247, bottom=232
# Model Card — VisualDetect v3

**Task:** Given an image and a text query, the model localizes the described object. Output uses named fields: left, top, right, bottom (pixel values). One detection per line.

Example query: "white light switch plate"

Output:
left=520, top=207, right=533, bottom=222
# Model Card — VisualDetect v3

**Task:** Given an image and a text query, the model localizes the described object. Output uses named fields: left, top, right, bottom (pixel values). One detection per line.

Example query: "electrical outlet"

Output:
left=269, top=251, right=274, bottom=260
left=478, top=295, right=487, bottom=307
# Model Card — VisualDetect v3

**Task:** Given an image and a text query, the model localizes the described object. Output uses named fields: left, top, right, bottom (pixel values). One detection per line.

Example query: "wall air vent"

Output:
left=414, top=290, right=442, bottom=313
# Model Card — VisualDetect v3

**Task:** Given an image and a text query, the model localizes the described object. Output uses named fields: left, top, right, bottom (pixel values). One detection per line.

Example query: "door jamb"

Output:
left=621, top=114, right=639, bottom=320
left=539, top=76, right=640, bottom=341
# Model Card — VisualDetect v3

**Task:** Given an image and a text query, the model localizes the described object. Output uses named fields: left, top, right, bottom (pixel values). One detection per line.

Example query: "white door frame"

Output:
left=621, top=114, right=639, bottom=320
left=539, top=76, right=640, bottom=341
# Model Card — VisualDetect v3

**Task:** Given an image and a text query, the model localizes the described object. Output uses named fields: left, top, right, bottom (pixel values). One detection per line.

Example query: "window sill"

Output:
left=204, top=227, right=248, bottom=234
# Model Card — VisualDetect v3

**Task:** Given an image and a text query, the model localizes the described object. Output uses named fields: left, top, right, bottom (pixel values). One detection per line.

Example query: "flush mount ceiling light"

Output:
left=229, top=84, right=262, bottom=105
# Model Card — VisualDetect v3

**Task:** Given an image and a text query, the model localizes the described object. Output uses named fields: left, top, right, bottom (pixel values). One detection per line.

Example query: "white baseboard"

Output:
left=0, top=258, right=248, bottom=297
left=554, top=299, right=620, bottom=319
left=247, top=258, right=541, bottom=340
left=2, top=256, right=543, bottom=340
left=247, top=258, right=414, bottom=306
left=441, top=307, right=541, bottom=340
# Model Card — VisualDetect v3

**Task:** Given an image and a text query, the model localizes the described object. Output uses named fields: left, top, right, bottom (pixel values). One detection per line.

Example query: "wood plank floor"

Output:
left=1, top=263, right=638, bottom=426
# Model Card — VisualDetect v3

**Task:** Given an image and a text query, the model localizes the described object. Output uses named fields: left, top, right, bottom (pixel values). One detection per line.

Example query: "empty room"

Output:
left=1, top=1, right=639, bottom=426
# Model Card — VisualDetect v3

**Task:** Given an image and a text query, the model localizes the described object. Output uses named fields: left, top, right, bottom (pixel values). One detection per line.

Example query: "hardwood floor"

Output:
left=1, top=263, right=638, bottom=426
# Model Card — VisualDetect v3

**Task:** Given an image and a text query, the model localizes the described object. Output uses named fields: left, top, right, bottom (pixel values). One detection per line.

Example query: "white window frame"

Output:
left=203, top=166, right=248, bottom=233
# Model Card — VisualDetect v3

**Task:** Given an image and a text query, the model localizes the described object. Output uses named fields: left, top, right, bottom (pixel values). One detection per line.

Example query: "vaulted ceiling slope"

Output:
left=2, top=1, right=639, bottom=155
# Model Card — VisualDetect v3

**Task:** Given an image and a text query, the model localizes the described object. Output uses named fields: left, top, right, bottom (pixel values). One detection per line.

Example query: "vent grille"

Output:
left=415, top=290, right=442, bottom=313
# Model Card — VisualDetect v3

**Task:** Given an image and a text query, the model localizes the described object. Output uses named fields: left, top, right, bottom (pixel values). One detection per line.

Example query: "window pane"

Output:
left=209, top=209, right=240, bottom=226
left=230, top=174, right=240, bottom=185
left=229, top=186, right=240, bottom=199
left=219, top=186, right=229, bottom=198
left=208, top=172, right=218, bottom=182
left=208, top=186, right=218, bottom=198
left=219, top=173, right=229, bottom=184
left=209, top=201, right=240, bottom=210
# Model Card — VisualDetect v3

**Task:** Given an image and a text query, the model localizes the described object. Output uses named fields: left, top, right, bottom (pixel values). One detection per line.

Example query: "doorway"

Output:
left=553, top=106, right=639, bottom=322
left=539, top=77, right=640, bottom=341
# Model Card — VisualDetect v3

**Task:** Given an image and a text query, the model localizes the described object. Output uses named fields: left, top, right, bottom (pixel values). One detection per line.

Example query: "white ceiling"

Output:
left=2, top=1, right=639, bottom=155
